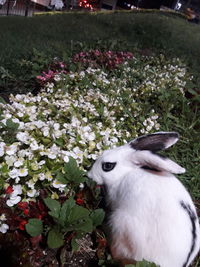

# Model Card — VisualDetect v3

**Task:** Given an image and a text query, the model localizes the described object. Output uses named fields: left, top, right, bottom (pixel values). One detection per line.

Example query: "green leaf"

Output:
left=55, top=137, right=65, bottom=147
left=41, top=137, right=52, bottom=145
left=64, top=157, right=86, bottom=184
left=188, top=88, right=198, bottom=96
left=71, top=237, right=79, bottom=251
left=44, top=198, right=61, bottom=219
left=74, top=218, right=93, bottom=233
left=6, top=119, right=19, bottom=130
left=47, top=228, right=64, bottom=248
left=25, top=218, right=43, bottom=237
left=60, top=197, right=75, bottom=225
left=1, top=164, right=9, bottom=173
left=56, top=171, right=68, bottom=184
left=0, top=96, right=6, bottom=104
left=90, top=209, right=105, bottom=227
left=68, top=205, right=90, bottom=223
left=0, top=178, right=4, bottom=190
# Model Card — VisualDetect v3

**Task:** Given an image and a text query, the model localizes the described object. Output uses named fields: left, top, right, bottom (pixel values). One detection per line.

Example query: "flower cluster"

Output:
left=36, top=59, right=67, bottom=85
left=73, top=50, right=134, bottom=69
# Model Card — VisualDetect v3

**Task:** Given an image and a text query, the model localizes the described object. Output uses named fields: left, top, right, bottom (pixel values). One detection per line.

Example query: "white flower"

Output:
left=5, top=155, right=16, bottom=167
left=6, top=196, right=21, bottom=207
left=14, top=158, right=24, bottom=167
left=12, top=185, right=22, bottom=196
left=54, top=74, right=61, bottom=82
left=38, top=173, right=46, bottom=180
left=47, top=152, right=57, bottom=159
left=0, top=142, right=5, bottom=157
left=27, top=189, right=38, bottom=197
left=5, top=143, right=18, bottom=156
left=38, top=160, right=45, bottom=166
left=53, top=130, right=62, bottom=138
left=9, top=168, right=19, bottom=179
left=0, top=223, right=9, bottom=233
left=18, top=168, right=28, bottom=177
left=52, top=180, right=66, bottom=192
left=45, top=172, right=53, bottom=181
left=26, top=179, right=35, bottom=189
left=33, top=120, right=45, bottom=129
left=72, top=147, right=84, bottom=160
left=30, top=139, right=39, bottom=151
left=63, top=155, right=69, bottom=163
left=42, top=127, right=49, bottom=137
left=16, top=132, right=30, bottom=144
left=0, top=214, right=6, bottom=221
left=53, top=123, right=60, bottom=131
left=17, top=111, right=24, bottom=117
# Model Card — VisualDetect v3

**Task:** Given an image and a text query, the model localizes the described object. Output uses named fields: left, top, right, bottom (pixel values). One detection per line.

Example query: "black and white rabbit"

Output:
left=88, top=132, right=200, bottom=267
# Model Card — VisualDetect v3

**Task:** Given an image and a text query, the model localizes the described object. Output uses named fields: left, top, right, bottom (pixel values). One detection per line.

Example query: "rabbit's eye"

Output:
left=102, top=162, right=116, bottom=172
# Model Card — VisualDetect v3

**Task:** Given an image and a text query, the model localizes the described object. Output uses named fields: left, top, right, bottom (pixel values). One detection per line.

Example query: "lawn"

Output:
left=0, top=11, right=199, bottom=267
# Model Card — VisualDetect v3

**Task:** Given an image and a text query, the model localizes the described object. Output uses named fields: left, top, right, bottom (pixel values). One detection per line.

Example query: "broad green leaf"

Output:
left=6, top=119, right=19, bottom=130
left=68, top=205, right=90, bottom=223
left=60, top=197, right=75, bottom=225
left=44, top=198, right=61, bottom=219
left=47, top=228, right=64, bottom=248
left=74, top=218, right=93, bottom=233
left=25, top=218, right=43, bottom=237
left=64, top=157, right=85, bottom=184
left=90, top=209, right=105, bottom=227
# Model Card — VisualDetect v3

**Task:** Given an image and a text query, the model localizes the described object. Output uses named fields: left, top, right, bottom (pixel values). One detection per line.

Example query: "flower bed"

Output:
left=0, top=51, right=198, bottom=266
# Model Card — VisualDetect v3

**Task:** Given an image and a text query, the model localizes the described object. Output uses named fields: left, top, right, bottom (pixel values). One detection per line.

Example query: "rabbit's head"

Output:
left=88, top=132, right=185, bottom=185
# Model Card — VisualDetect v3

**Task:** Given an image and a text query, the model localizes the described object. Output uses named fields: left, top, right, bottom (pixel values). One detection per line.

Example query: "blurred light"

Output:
left=177, top=3, right=182, bottom=9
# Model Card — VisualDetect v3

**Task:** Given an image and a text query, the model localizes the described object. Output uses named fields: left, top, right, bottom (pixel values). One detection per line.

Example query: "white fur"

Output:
left=88, top=136, right=200, bottom=267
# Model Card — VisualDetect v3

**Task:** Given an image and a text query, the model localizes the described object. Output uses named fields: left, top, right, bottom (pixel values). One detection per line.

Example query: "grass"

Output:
left=0, top=11, right=200, bottom=76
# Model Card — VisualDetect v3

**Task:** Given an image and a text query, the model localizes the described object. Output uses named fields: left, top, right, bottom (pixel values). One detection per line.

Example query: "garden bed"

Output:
left=0, top=50, right=199, bottom=266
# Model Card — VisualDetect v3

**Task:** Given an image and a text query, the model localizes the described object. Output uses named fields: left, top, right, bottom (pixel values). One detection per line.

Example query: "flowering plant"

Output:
left=0, top=50, right=194, bottom=265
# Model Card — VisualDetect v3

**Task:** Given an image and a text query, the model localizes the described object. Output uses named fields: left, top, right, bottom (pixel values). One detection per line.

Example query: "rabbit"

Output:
left=88, top=132, right=200, bottom=267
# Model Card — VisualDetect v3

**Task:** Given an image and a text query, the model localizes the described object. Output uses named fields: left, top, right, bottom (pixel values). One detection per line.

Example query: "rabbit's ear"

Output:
left=130, top=132, right=179, bottom=152
left=134, top=150, right=185, bottom=174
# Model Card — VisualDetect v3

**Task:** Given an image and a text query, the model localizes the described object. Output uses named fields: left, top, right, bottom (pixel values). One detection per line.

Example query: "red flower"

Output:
left=23, top=209, right=29, bottom=216
left=5, top=186, right=14, bottom=194
left=76, top=198, right=84, bottom=205
left=18, top=201, right=28, bottom=210
left=19, top=220, right=28, bottom=231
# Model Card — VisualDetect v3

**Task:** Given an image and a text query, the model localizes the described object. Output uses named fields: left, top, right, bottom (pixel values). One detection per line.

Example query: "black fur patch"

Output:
left=130, top=132, right=179, bottom=152
left=141, top=165, right=161, bottom=172
left=180, top=201, right=197, bottom=267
